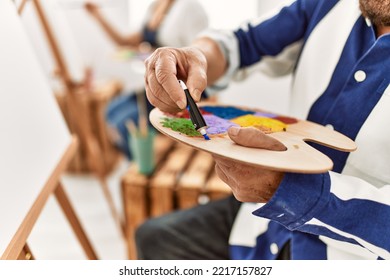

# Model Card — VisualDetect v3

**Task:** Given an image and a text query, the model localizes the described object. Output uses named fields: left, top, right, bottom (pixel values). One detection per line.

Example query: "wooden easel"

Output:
left=1, top=137, right=99, bottom=260
left=19, top=0, right=125, bottom=239
left=1, top=1, right=99, bottom=259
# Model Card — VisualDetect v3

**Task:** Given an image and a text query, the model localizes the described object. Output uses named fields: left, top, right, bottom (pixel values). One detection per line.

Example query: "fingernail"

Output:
left=193, top=89, right=201, bottom=101
left=229, top=126, right=240, bottom=136
left=176, top=100, right=186, bottom=109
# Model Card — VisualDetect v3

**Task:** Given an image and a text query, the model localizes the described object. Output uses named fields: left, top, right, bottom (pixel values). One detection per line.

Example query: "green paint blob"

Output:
left=161, top=117, right=201, bottom=136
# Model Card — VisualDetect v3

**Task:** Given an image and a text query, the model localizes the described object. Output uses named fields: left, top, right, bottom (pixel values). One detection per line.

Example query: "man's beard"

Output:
left=359, top=0, right=390, bottom=26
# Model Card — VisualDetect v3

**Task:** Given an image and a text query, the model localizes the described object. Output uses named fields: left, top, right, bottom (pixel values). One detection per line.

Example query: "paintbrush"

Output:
left=178, top=80, right=210, bottom=140
left=126, top=119, right=138, bottom=137
left=136, top=89, right=149, bottom=138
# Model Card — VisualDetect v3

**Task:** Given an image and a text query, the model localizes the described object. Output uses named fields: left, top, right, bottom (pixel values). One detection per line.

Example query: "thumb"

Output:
left=228, top=126, right=286, bottom=151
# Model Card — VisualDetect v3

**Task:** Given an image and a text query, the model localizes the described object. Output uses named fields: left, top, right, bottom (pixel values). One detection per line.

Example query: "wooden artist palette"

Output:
left=149, top=104, right=357, bottom=173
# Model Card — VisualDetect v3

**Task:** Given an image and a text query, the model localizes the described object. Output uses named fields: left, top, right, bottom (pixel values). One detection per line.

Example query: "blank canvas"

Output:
left=0, top=0, right=71, bottom=256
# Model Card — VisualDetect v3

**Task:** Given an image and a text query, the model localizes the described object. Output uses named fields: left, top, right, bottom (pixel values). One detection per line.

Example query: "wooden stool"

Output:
left=121, top=134, right=232, bottom=259
left=55, top=80, right=123, bottom=175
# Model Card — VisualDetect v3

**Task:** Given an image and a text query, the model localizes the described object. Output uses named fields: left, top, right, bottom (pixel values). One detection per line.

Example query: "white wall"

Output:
left=206, top=0, right=294, bottom=115
left=21, top=0, right=295, bottom=112
left=198, top=0, right=259, bottom=29
left=61, top=0, right=140, bottom=91
left=126, top=0, right=294, bottom=115
left=20, top=0, right=142, bottom=92
left=128, top=0, right=258, bottom=30
left=0, top=0, right=72, bottom=257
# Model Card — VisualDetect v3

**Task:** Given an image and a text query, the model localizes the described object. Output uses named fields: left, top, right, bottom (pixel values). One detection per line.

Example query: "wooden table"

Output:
left=121, top=134, right=232, bottom=259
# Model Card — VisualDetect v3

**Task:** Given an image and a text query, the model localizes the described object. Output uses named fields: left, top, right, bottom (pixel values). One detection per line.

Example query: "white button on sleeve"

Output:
left=270, top=243, right=279, bottom=255
left=354, top=70, right=366, bottom=82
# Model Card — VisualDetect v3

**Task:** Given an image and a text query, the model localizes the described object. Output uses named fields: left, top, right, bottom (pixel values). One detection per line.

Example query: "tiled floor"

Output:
left=27, top=157, right=131, bottom=260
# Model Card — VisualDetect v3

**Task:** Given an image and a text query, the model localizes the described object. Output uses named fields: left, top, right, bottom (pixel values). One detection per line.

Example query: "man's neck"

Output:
left=376, top=25, right=390, bottom=37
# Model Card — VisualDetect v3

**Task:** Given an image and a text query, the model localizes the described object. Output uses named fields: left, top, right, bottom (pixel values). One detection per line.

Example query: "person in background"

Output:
left=85, top=0, right=209, bottom=159
left=137, top=0, right=390, bottom=260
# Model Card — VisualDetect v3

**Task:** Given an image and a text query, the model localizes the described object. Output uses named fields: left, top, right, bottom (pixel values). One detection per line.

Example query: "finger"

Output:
left=214, top=163, right=230, bottom=186
left=186, top=74, right=207, bottom=102
left=185, top=64, right=207, bottom=102
left=179, top=47, right=207, bottom=102
left=228, top=127, right=287, bottom=151
left=146, top=69, right=180, bottom=112
left=215, top=163, right=245, bottom=202
left=145, top=73, right=172, bottom=109
left=144, top=49, right=185, bottom=110
left=212, top=154, right=235, bottom=170
left=145, top=82, right=180, bottom=113
left=154, top=50, right=187, bottom=109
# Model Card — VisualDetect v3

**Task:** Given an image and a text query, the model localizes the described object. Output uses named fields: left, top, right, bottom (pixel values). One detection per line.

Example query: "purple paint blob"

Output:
left=204, top=115, right=238, bottom=135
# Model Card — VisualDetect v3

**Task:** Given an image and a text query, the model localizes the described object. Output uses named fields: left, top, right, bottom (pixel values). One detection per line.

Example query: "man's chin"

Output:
left=359, top=0, right=390, bottom=26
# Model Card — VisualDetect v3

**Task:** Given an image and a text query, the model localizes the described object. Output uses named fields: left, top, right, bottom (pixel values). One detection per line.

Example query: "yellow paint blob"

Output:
left=231, top=114, right=287, bottom=133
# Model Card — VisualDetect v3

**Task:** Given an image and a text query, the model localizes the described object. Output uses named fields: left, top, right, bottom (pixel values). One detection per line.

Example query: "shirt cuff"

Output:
left=252, top=172, right=331, bottom=230
left=197, top=29, right=240, bottom=95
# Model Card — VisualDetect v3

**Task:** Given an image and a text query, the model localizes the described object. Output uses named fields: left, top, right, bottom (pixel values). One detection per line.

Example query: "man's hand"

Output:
left=213, top=127, right=286, bottom=203
left=144, top=47, right=208, bottom=113
left=84, top=2, right=99, bottom=15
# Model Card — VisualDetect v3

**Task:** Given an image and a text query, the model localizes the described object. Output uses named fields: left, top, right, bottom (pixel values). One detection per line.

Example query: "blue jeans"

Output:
left=105, top=90, right=154, bottom=160
left=135, top=195, right=241, bottom=259
left=135, top=195, right=291, bottom=260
